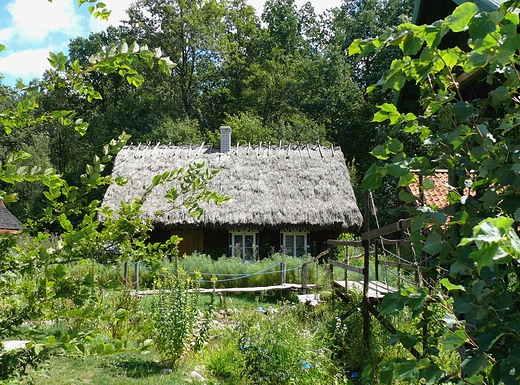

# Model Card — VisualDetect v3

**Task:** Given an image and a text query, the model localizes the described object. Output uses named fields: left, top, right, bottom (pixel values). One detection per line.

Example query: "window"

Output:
left=282, top=232, right=308, bottom=257
left=231, top=232, right=257, bottom=261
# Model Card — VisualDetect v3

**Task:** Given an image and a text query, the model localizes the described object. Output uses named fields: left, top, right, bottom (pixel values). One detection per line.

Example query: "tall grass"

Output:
left=181, top=253, right=317, bottom=288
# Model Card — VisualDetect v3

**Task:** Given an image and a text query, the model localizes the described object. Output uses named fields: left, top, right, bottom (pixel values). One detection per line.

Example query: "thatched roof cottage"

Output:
left=102, top=126, right=362, bottom=259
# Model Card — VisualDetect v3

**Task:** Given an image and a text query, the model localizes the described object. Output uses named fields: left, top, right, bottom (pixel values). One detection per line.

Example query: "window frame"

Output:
left=281, top=231, right=309, bottom=257
left=230, top=231, right=258, bottom=261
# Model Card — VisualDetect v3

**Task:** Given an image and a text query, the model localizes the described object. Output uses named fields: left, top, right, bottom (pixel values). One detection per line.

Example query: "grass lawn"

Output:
left=25, top=353, right=190, bottom=385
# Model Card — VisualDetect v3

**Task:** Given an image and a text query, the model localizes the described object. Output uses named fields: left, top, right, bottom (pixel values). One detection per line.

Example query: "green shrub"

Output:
left=236, top=305, right=339, bottom=385
left=180, top=253, right=318, bottom=289
left=206, top=339, right=243, bottom=384
left=0, top=345, right=41, bottom=382
left=104, top=289, right=143, bottom=341
left=150, top=259, right=202, bottom=367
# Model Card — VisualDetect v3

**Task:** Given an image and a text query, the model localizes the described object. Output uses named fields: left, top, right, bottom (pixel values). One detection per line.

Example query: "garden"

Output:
left=1, top=247, right=456, bottom=385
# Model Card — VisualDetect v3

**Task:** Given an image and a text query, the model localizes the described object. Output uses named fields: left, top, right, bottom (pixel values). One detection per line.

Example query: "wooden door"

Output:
left=172, top=230, right=204, bottom=256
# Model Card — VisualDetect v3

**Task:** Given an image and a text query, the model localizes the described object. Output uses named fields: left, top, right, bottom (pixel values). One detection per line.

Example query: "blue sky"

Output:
left=0, top=0, right=341, bottom=87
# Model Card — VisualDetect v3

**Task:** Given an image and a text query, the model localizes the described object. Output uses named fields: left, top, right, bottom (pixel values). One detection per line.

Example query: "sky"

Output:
left=0, top=0, right=342, bottom=87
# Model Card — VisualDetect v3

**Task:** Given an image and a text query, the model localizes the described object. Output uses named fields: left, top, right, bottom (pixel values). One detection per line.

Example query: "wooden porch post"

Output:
left=124, top=261, right=129, bottom=289
left=363, top=190, right=371, bottom=351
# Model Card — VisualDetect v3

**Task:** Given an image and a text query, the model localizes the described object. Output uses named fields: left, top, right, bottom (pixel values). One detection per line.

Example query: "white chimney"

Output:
left=219, top=126, right=232, bottom=153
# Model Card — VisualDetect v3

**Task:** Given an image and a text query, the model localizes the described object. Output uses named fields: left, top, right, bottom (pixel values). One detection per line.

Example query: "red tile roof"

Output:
left=407, top=170, right=450, bottom=208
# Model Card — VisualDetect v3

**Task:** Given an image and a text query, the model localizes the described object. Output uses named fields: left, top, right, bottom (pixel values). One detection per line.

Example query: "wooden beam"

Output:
left=380, top=260, right=426, bottom=272
left=136, top=283, right=313, bottom=296
left=330, top=260, right=364, bottom=275
left=363, top=190, right=371, bottom=350
left=361, top=218, right=412, bottom=241
left=376, top=238, right=412, bottom=246
left=327, top=240, right=363, bottom=247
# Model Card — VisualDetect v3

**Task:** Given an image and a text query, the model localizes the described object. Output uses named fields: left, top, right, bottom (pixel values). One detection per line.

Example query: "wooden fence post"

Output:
left=124, top=261, right=129, bottom=289
left=301, top=264, right=308, bottom=294
left=133, top=262, right=139, bottom=292
left=344, top=242, right=349, bottom=295
left=363, top=190, right=371, bottom=350
left=279, top=261, right=286, bottom=285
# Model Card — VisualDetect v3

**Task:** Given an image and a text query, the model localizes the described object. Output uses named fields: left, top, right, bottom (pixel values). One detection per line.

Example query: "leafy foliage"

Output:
left=351, top=1, right=520, bottom=383
left=237, top=304, right=342, bottom=385
left=150, top=256, right=203, bottom=367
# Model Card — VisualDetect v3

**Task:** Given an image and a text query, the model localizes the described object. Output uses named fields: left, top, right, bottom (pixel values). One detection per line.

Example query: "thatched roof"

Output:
left=102, top=143, right=362, bottom=231
left=0, top=201, right=23, bottom=233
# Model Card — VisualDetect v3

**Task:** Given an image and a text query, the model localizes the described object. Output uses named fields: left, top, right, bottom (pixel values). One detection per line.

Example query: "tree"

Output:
left=351, top=1, right=520, bottom=383
left=261, top=0, right=306, bottom=56
left=125, top=0, right=226, bottom=121
left=200, top=0, right=262, bottom=127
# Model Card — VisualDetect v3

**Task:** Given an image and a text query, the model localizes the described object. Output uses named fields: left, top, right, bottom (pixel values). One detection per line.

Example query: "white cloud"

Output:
left=1, top=0, right=84, bottom=46
left=0, top=48, right=53, bottom=81
left=89, top=0, right=136, bottom=32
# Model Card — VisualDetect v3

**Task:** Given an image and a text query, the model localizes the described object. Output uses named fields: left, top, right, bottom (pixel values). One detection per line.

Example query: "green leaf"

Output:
left=371, top=145, right=389, bottom=160
left=398, top=190, right=418, bottom=203
left=423, top=232, right=444, bottom=254
left=401, top=30, right=424, bottom=56
left=396, top=360, right=420, bottom=382
left=363, top=164, right=383, bottom=190
left=373, top=111, right=390, bottom=123
left=443, top=328, right=467, bottom=351
left=152, top=174, right=162, bottom=186
left=59, top=213, right=73, bottom=232
left=461, top=217, right=514, bottom=245
left=468, top=12, right=499, bottom=41
left=440, top=278, right=465, bottom=292
left=421, top=177, right=435, bottom=190
left=398, top=171, right=416, bottom=187
left=462, top=353, right=490, bottom=378
left=34, top=343, right=44, bottom=355
left=381, top=291, right=405, bottom=314
left=381, top=103, right=398, bottom=113
left=379, top=362, right=395, bottom=385
left=424, top=21, right=448, bottom=48
left=348, top=39, right=362, bottom=55
left=478, top=329, right=503, bottom=351
left=453, top=101, right=476, bottom=120
left=387, top=138, right=403, bottom=153
left=387, top=163, right=409, bottom=178
left=454, top=295, right=473, bottom=314
left=420, top=363, right=445, bottom=385
left=158, top=57, right=175, bottom=75
left=447, top=3, right=478, bottom=33
left=469, top=242, right=499, bottom=274
left=74, top=121, right=89, bottom=136
left=407, top=289, right=428, bottom=311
